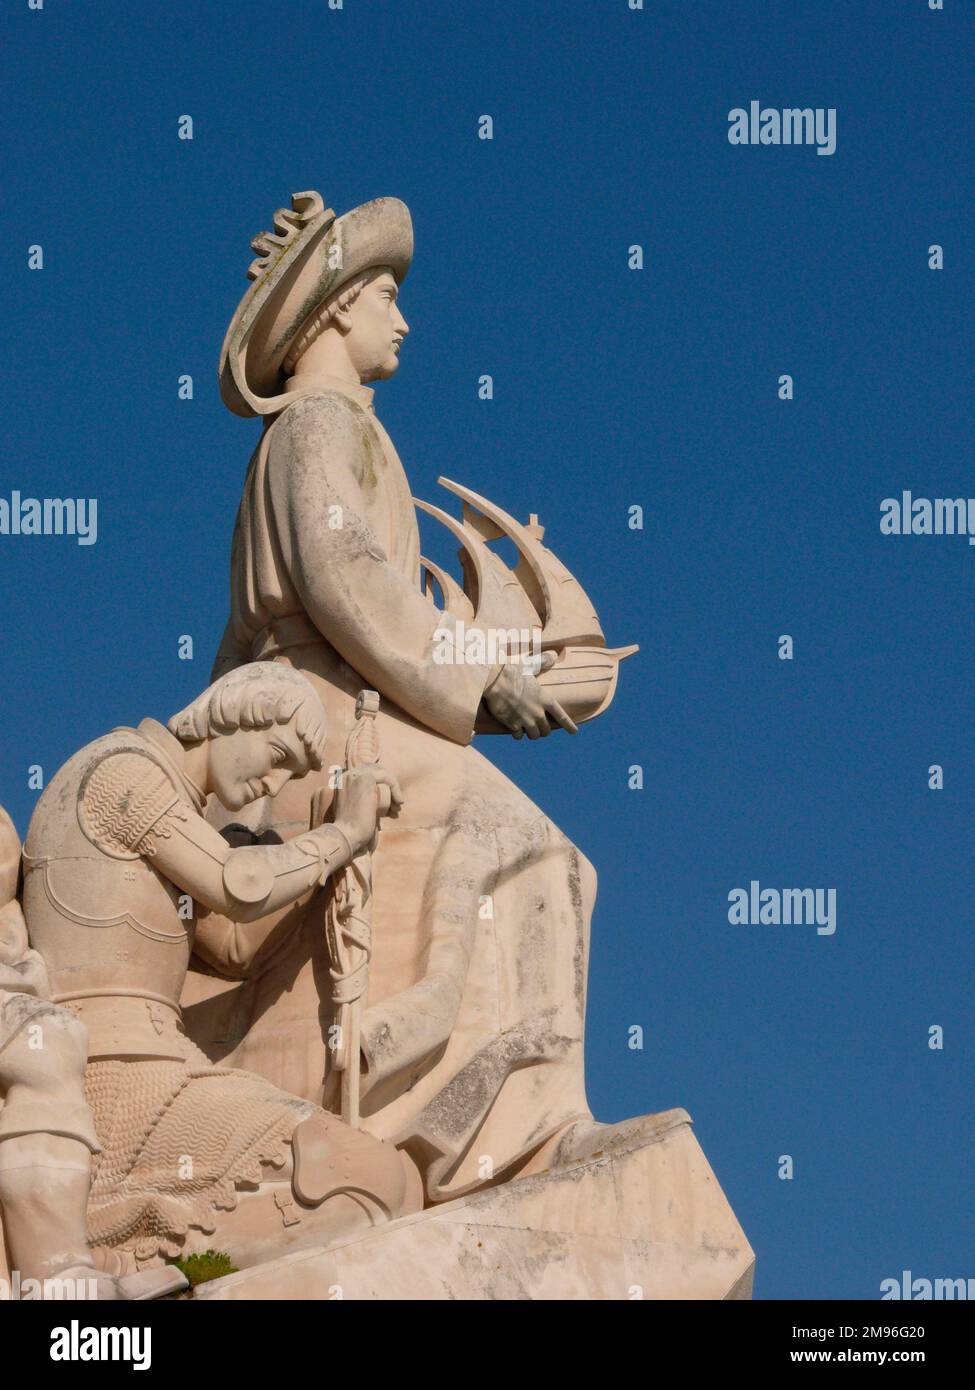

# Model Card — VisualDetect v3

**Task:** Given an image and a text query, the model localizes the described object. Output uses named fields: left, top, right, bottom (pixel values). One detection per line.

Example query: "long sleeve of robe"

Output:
left=220, top=386, right=498, bottom=745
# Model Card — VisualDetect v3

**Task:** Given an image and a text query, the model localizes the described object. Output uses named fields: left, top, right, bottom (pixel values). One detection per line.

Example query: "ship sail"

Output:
left=414, top=495, right=539, bottom=641
left=414, top=477, right=638, bottom=728
left=436, top=478, right=605, bottom=648
left=415, top=478, right=606, bottom=648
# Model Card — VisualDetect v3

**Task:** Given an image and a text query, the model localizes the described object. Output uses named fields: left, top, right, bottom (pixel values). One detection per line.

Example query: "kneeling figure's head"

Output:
left=168, top=663, right=327, bottom=811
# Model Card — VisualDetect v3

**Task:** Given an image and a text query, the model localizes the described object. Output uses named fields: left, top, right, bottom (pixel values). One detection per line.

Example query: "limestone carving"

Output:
left=190, top=193, right=643, bottom=1206
left=0, top=189, right=754, bottom=1300
left=1, top=666, right=418, bottom=1291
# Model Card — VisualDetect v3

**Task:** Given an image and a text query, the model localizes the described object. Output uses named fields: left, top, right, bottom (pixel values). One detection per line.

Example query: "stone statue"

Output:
left=0, top=187, right=754, bottom=1300
left=184, top=190, right=646, bottom=1203
left=2, top=665, right=419, bottom=1290
left=0, top=808, right=174, bottom=1299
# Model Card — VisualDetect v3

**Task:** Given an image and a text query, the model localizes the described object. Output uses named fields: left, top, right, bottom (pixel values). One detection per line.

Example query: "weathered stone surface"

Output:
left=0, top=188, right=755, bottom=1302
left=196, top=1109, right=755, bottom=1301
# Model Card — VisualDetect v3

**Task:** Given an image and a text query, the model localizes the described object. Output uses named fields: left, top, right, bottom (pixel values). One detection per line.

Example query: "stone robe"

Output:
left=182, top=374, right=597, bottom=1200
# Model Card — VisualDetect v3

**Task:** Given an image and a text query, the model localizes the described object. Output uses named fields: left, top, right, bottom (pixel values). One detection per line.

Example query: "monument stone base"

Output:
left=195, top=1108, right=754, bottom=1301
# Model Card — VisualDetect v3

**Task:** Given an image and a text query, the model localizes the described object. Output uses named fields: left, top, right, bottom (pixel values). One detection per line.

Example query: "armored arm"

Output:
left=77, top=747, right=354, bottom=924
left=143, top=804, right=353, bottom=923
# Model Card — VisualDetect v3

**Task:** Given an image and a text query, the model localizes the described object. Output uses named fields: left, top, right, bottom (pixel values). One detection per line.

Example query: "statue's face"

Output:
left=208, top=722, right=312, bottom=811
left=345, top=267, right=409, bottom=382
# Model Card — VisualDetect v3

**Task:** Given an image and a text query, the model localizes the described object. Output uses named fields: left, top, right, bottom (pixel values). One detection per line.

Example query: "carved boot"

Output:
left=0, top=1133, right=185, bottom=1299
left=291, top=1112, right=419, bottom=1211
left=172, top=1111, right=424, bottom=1273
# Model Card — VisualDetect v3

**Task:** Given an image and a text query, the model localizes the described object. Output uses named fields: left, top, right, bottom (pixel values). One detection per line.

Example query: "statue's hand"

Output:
left=483, top=653, right=579, bottom=740
left=0, top=898, right=29, bottom=967
left=331, top=763, right=404, bottom=856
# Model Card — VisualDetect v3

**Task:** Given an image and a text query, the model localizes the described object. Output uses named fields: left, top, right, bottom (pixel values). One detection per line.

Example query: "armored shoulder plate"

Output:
left=78, top=749, right=181, bottom=860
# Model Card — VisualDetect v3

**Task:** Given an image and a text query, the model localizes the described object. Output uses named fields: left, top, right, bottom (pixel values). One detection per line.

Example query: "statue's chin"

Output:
left=363, top=357, right=400, bottom=384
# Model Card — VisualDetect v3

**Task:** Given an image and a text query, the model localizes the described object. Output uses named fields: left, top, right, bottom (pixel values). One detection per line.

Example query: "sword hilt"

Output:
left=348, top=690, right=389, bottom=812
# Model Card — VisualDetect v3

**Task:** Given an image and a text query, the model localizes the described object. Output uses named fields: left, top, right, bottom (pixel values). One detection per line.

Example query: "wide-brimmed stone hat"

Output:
left=219, top=190, right=413, bottom=417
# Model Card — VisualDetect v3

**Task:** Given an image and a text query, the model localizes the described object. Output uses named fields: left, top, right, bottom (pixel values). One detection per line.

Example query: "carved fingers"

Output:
left=484, top=664, right=578, bottom=740
left=332, top=763, right=403, bottom=855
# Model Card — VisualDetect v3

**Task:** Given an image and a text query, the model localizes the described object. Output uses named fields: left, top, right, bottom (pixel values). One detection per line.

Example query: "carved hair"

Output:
left=167, top=663, right=327, bottom=769
left=283, top=264, right=394, bottom=374
left=283, top=273, right=370, bottom=374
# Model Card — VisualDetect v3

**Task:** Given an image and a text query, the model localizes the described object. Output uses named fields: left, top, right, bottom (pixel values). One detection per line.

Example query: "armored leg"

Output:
left=0, top=1005, right=184, bottom=1299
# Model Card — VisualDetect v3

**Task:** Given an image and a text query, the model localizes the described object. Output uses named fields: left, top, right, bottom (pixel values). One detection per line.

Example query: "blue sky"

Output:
left=2, top=0, right=972, bottom=1298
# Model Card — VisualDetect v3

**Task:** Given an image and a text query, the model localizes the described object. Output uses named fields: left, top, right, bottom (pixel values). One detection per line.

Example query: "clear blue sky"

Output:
left=2, top=0, right=972, bottom=1299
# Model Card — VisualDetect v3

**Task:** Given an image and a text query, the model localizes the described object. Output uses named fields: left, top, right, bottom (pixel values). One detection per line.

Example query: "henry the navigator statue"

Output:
left=183, top=190, right=638, bottom=1201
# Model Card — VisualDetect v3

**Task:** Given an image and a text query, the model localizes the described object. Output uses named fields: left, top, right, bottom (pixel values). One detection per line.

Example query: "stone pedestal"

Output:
left=195, top=1108, right=754, bottom=1301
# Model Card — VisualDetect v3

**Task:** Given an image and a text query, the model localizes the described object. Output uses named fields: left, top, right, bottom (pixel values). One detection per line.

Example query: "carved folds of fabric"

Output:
left=80, top=751, right=182, bottom=859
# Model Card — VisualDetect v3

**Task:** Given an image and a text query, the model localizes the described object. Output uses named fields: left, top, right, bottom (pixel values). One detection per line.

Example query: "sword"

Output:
left=319, top=689, right=388, bottom=1129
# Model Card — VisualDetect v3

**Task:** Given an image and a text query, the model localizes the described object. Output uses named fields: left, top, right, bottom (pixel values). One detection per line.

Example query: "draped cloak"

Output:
left=181, top=375, right=597, bottom=1200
